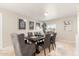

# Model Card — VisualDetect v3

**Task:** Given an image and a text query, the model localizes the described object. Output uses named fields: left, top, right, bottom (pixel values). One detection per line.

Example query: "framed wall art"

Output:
left=19, top=19, right=26, bottom=29
left=64, top=20, right=72, bottom=31
left=29, top=21, right=34, bottom=30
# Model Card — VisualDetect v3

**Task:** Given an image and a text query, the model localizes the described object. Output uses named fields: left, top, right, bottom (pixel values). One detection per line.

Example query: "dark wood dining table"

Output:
left=25, top=34, right=54, bottom=54
left=29, top=36, right=45, bottom=42
left=25, top=36, right=45, bottom=54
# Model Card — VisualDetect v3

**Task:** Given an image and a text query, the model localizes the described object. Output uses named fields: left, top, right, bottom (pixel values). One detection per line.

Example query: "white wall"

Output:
left=46, top=16, right=77, bottom=43
left=0, top=13, right=3, bottom=48
left=0, top=8, right=27, bottom=48
left=0, top=8, right=42, bottom=48
left=76, top=6, right=79, bottom=55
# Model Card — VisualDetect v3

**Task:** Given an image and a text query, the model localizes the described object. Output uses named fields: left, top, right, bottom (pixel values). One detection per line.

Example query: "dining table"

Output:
left=25, top=34, right=54, bottom=54
left=25, top=36, right=45, bottom=54
left=29, top=36, right=44, bottom=42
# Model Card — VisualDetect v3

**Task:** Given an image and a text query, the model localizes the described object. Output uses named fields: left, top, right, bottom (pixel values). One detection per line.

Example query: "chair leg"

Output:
left=44, top=49, right=46, bottom=56
left=54, top=43, right=56, bottom=48
left=53, top=43, right=56, bottom=56
left=43, top=46, right=46, bottom=56
left=33, top=52, right=36, bottom=56
left=52, top=43, right=54, bottom=50
left=49, top=45, right=51, bottom=52
left=54, top=42, right=56, bottom=50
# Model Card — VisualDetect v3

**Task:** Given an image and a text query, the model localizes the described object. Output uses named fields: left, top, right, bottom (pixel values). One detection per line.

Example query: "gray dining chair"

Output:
left=28, top=32, right=33, bottom=37
left=11, top=33, right=36, bottom=56
left=38, top=33, right=51, bottom=56
left=50, top=33, right=57, bottom=50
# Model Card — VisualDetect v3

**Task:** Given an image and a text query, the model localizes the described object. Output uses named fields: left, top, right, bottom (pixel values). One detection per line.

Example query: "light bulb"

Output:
left=44, top=12, right=48, bottom=16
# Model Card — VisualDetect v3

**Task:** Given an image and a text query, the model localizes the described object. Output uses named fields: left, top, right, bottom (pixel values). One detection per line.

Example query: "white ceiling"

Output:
left=0, top=3, right=77, bottom=21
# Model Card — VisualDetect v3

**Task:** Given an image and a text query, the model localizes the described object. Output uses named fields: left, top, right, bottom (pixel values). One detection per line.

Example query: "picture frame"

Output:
left=19, top=19, right=26, bottom=29
left=29, top=21, right=34, bottom=30
left=64, top=20, right=72, bottom=31
left=64, top=20, right=71, bottom=25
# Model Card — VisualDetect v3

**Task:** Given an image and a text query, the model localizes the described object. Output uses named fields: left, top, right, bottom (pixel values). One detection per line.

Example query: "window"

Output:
left=47, top=24, right=56, bottom=31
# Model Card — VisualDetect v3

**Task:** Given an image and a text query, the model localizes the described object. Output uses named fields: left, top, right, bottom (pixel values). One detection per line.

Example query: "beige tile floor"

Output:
left=0, top=47, right=15, bottom=56
left=36, top=40, right=75, bottom=56
left=0, top=40, right=75, bottom=56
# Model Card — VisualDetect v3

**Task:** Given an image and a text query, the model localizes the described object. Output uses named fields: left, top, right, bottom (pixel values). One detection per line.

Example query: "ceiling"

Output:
left=0, top=3, right=77, bottom=21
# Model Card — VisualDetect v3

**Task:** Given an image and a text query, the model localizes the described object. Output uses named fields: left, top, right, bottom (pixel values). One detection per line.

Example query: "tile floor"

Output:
left=36, top=40, right=75, bottom=56
left=0, top=40, right=75, bottom=56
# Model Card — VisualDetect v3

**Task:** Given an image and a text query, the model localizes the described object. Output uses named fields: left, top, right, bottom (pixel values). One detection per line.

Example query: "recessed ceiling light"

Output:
left=44, top=12, right=48, bottom=16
